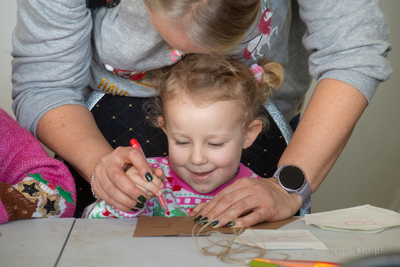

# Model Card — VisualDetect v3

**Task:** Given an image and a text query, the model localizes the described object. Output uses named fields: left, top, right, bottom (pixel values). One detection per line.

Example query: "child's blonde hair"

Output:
left=144, top=0, right=260, bottom=54
left=145, top=54, right=283, bottom=130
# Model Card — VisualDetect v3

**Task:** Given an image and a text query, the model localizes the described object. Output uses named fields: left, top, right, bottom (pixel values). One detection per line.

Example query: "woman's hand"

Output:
left=37, top=105, right=165, bottom=213
left=91, top=146, right=165, bottom=213
left=189, top=177, right=302, bottom=228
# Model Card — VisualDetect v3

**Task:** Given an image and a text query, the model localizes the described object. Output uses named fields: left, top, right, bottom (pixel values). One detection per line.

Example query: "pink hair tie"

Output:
left=250, top=63, right=264, bottom=82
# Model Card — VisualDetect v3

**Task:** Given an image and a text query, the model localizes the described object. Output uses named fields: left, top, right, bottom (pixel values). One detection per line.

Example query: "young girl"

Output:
left=83, top=54, right=283, bottom=222
left=0, top=108, right=76, bottom=224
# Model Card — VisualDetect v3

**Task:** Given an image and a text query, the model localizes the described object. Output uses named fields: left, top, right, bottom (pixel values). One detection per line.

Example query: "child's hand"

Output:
left=125, top=166, right=165, bottom=201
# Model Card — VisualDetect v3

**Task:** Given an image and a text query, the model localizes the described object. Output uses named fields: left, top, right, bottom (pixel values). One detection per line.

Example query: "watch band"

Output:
left=273, top=165, right=312, bottom=210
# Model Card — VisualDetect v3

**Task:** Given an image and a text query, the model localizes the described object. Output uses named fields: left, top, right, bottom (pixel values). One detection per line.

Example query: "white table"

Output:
left=1, top=217, right=398, bottom=267
left=56, top=218, right=400, bottom=267
left=57, top=218, right=233, bottom=267
left=0, top=218, right=75, bottom=267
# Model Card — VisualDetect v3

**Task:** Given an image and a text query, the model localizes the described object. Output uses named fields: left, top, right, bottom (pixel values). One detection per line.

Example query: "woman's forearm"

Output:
left=278, top=78, right=368, bottom=192
left=36, top=104, right=114, bottom=183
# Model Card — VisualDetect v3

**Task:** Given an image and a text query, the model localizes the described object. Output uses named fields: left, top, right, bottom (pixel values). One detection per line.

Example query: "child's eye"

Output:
left=209, top=143, right=223, bottom=147
left=175, top=141, right=189, bottom=146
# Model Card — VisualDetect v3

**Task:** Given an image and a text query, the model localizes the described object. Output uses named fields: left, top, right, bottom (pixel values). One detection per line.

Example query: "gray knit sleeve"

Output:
left=299, top=0, right=392, bottom=102
left=12, top=0, right=92, bottom=136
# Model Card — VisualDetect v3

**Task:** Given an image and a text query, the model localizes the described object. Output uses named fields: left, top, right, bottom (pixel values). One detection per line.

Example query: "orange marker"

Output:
left=130, top=139, right=170, bottom=216
left=250, top=258, right=340, bottom=267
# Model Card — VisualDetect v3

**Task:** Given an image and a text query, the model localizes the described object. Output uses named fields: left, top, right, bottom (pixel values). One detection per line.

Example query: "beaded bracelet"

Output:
left=91, top=172, right=97, bottom=199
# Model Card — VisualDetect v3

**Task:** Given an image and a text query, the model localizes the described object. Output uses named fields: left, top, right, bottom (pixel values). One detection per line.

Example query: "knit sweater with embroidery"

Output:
left=12, top=0, right=392, bottom=136
left=83, top=157, right=260, bottom=218
left=0, top=108, right=76, bottom=224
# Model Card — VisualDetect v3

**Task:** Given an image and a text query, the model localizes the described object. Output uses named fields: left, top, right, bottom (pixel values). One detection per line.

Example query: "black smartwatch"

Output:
left=273, top=165, right=312, bottom=210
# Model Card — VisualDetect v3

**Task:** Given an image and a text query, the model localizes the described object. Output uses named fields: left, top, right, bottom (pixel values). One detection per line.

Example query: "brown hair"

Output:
left=145, top=54, right=283, bottom=130
left=144, top=0, right=260, bottom=54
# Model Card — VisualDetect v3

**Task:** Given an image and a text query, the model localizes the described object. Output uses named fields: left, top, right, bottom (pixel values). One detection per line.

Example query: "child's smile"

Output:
left=190, top=169, right=215, bottom=181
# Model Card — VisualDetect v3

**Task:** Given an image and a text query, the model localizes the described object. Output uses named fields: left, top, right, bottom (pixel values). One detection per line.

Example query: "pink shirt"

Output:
left=84, top=156, right=261, bottom=218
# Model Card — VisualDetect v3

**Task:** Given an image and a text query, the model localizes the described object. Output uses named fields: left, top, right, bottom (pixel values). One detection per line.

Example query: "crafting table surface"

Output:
left=0, top=218, right=75, bottom=267
left=1, top=217, right=399, bottom=267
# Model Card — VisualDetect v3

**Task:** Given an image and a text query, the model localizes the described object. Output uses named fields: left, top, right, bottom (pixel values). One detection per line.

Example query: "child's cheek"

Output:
left=212, top=148, right=240, bottom=168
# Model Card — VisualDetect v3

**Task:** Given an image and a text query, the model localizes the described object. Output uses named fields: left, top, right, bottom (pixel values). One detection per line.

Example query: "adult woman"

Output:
left=12, top=0, right=391, bottom=224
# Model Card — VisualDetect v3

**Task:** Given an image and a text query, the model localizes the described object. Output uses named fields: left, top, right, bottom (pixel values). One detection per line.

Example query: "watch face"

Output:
left=279, top=166, right=305, bottom=190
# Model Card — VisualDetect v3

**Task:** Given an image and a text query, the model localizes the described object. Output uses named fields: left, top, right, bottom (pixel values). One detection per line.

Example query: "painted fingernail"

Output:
left=201, top=220, right=209, bottom=226
left=200, top=217, right=208, bottom=224
left=131, top=208, right=138, bottom=212
left=138, top=195, right=147, bottom=203
left=227, top=221, right=235, bottom=227
left=135, top=202, right=144, bottom=209
left=194, top=215, right=202, bottom=223
left=145, top=172, right=153, bottom=181
left=189, top=208, right=194, bottom=213
left=210, top=220, right=219, bottom=227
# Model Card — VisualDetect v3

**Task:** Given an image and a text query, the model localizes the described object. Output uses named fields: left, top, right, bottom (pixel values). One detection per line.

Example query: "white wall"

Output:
left=1, top=1, right=399, bottom=213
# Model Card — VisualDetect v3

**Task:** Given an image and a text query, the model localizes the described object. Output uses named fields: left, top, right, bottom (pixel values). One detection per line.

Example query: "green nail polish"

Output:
left=145, top=172, right=153, bottom=181
left=138, top=195, right=147, bottom=203
left=210, top=221, right=219, bottom=227
left=227, top=221, right=235, bottom=227
left=194, top=215, right=202, bottom=223
left=201, top=220, right=208, bottom=226
left=135, top=202, right=144, bottom=209
left=131, top=209, right=138, bottom=212
left=200, top=217, right=208, bottom=222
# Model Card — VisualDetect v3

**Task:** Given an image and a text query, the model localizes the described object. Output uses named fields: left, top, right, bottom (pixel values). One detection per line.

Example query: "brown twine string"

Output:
left=191, top=211, right=288, bottom=265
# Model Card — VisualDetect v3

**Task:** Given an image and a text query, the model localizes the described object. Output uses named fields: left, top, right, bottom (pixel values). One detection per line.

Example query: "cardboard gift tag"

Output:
left=133, top=215, right=297, bottom=237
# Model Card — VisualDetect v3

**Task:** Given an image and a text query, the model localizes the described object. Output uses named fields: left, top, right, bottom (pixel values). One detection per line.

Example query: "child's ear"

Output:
left=243, top=120, right=263, bottom=149
left=158, top=117, right=167, bottom=134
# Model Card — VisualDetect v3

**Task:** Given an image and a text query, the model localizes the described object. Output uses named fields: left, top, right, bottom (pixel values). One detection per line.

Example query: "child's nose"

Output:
left=189, top=146, right=208, bottom=165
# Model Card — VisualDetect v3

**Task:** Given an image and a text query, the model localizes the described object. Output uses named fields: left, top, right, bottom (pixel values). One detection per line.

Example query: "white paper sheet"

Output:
left=304, top=204, right=400, bottom=233
left=236, top=229, right=327, bottom=250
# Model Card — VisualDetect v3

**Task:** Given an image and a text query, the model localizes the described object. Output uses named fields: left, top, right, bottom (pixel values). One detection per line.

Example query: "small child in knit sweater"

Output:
left=84, top=54, right=283, bottom=221
left=0, top=108, right=76, bottom=224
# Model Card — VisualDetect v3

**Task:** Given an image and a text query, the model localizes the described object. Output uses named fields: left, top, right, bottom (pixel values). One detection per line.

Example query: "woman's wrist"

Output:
left=273, top=165, right=312, bottom=209
left=91, top=171, right=98, bottom=199
left=268, top=177, right=304, bottom=211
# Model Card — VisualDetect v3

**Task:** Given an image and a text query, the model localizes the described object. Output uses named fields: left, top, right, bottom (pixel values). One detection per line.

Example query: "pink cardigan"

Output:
left=0, top=108, right=76, bottom=223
